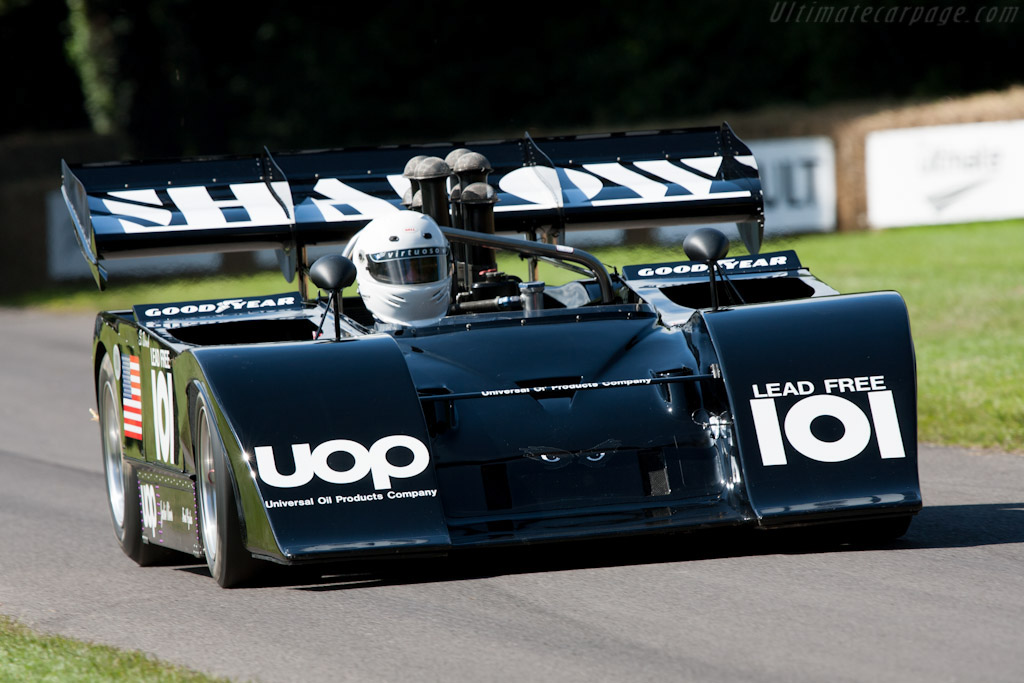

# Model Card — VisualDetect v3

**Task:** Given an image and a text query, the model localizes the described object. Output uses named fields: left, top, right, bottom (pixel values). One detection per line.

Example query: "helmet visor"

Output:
left=366, top=247, right=450, bottom=285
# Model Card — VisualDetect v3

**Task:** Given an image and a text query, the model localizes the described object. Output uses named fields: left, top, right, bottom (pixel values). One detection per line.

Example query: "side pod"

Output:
left=178, top=335, right=451, bottom=562
left=702, top=292, right=921, bottom=525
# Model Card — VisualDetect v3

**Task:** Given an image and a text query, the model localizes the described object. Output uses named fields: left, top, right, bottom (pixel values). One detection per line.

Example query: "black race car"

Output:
left=62, top=125, right=920, bottom=587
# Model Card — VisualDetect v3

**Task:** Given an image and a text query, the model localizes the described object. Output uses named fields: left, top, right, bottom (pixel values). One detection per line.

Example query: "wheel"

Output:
left=98, top=353, right=172, bottom=566
left=194, top=392, right=259, bottom=588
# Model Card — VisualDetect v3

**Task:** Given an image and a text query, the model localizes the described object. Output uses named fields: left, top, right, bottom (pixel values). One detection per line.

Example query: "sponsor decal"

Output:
left=160, top=499, right=174, bottom=524
left=479, top=378, right=653, bottom=398
left=624, top=251, right=800, bottom=280
left=866, top=120, right=1024, bottom=229
left=99, top=182, right=293, bottom=233
left=494, top=157, right=748, bottom=213
left=749, top=374, right=906, bottom=466
left=92, top=156, right=752, bottom=235
left=263, top=489, right=438, bottom=509
left=369, top=247, right=445, bottom=262
left=136, top=293, right=300, bottom=320
left=181, top=505, right=194, bottom=530
left=748, top=136, right=837, bottom=234
left=121, top=352, right=143, bottom=441
left=141, top=482, right=158, bottom=533
left=149, top=346, right=171, bottom=370
left=254, top=435, right=430, bottom=490
left=137, top=472, right=198, bottom=547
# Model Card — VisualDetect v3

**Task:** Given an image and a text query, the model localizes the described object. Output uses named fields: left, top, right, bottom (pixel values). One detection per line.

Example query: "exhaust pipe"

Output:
left=402, top=155, right=428, bottom=212
left=460, top=181, right=499, bottom=275
left=453, top=152, right=492, bottom=195
left=444, top=148, right=472, bottom=228
left=410, top=156, right=452, bottom=227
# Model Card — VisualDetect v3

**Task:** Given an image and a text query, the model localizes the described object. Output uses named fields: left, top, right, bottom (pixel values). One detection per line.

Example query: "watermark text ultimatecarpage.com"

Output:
left=770, top=3, right=1019, bottom=25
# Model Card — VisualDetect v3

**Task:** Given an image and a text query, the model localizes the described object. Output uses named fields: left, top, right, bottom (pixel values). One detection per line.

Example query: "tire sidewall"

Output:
left=98, top=355, right=129, bottom=545
left=98, top=351, right=170, bottom=565
left=194, top=390, right=257, bottom=587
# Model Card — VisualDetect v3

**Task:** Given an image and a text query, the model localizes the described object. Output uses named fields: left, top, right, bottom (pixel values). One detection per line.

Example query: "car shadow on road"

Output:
left=173, top=502, right=1024, bottom=590
left=896, top=502, right=1024, bottom=550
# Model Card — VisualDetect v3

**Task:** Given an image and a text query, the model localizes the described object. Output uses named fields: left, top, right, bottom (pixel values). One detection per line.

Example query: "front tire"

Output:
left=98, top=352, right=172, bottom=566
left=194, top=392, right=259, bottom=588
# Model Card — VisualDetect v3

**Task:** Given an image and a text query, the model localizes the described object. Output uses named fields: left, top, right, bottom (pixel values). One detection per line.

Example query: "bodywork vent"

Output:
left=661, top=277, right=815, bottom=309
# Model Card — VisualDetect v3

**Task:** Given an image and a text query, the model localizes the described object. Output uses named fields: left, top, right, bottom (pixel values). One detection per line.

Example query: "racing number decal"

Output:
left=151, top=369, right=174, bottom=464
left=749, top=375, right=906, bottom=466
left=140, top=334, right=175, bottom=465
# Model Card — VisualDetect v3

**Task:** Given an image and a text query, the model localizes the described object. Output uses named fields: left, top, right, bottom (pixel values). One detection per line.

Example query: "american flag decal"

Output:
left=121, top=353, right=143, bottom=440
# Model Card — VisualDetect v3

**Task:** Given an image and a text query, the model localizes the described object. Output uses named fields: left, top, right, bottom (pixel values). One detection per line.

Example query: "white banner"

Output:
left=866, top=120, right=1024, bottom=228
left=749, top=136, right=836, bottom=234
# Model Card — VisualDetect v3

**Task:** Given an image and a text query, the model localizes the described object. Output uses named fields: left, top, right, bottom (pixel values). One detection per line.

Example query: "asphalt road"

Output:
left=1, top=308, right=1022, bottom=683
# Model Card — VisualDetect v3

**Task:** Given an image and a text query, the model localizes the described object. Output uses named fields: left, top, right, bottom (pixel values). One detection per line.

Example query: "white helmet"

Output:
left=348, top=211, right=452, bottom=326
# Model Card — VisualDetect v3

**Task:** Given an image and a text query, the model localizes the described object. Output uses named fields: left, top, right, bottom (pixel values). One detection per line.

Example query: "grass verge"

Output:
left=0, top=615, right=223, bottom=682
left=3, top=220, right=1021, bottom=451
left=768, top=220, right=1023, bottom=453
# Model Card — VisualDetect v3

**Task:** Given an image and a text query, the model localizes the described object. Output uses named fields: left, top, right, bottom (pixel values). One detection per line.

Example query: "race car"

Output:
left=62, top=125, right=921, bottom=587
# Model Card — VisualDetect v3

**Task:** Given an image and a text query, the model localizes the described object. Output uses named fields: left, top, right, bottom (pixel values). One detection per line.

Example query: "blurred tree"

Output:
left=64, top=0, right=128, bottom=135
left=0, top=0, right=88, bottom=133
left=14, top=0, right=1018, bottom=156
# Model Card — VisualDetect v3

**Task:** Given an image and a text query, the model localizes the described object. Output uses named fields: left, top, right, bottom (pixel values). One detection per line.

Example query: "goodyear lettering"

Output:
left=634, top=255, right=791, bottom=278
left=636, top=264, right=709, bottom=277
left=143, top=296, right=296, bottom=318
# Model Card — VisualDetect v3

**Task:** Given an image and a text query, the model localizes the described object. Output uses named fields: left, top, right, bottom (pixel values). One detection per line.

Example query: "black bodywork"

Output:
left=64, top=125, right=921, bottom=585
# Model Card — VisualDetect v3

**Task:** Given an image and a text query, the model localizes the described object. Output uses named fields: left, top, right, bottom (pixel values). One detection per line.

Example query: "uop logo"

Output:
left=141, top=482, right=158, bottom=532
left=254, top=436, right=430, bottom=490
left=749, top=375, right=906, bottom=466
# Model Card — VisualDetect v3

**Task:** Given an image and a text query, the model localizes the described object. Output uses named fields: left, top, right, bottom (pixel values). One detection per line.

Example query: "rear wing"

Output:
left=62, top=124, right=763, bottom=289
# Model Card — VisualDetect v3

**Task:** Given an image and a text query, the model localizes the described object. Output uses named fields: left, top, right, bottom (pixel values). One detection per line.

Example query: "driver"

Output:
left=343, top=211, right=453, bottom=326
